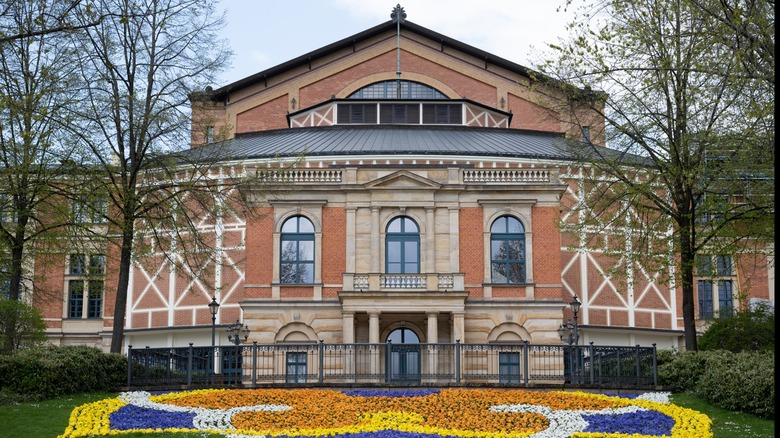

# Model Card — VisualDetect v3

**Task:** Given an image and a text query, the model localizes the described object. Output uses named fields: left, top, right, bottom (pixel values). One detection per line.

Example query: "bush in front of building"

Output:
left=697, top=305, right=774, bottom=352
left=0, top=345, right=126, bottom=403
left=657, top=349, right=774, bottom=419
left=0, top=299, right=47, bottom=354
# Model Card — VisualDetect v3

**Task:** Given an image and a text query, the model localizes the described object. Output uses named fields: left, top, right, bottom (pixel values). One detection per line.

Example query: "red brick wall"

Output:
left=244, top=207, right=274, bottom=298
left=322, top=207, right=346, bottom=284
left=236, top=94, right=289, bottom=133
left=531, top=206, right=562, bottom=299
left=459, top=207, right=484, bottom=298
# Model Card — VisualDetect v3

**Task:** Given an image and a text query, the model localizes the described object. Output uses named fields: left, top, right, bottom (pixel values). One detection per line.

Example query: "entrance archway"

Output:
left=386, top=328, right=420, bottom=382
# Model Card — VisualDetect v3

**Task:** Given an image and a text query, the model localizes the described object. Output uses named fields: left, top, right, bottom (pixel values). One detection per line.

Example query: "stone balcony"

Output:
left=341, top=273, right=465, bottom=292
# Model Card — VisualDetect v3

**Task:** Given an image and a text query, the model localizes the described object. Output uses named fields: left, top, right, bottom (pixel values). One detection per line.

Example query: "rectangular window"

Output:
left=716, top=255, right=732, bottom=276
left=337, top=103, right=377, bottom=124
left=718, top=280, right=733, bottom=317
left=698, top=280, right=714, bottom=319
left=72, top=197, right=108, bottom=224
left=379, top=103, right=420, bottom=124
left=422, top=104, right=462, bottom=124
left=68, top=280, right=84, bottom=318
left=696, top=255, right=712, bottom=276
left=89, top=255, right=106, bottom=275
left=286, top=352, right=307, bottom=383
left=87, top=280, right=103, bottom=318
left=70, top=254, right=85, bottom=276
left=498, top=352, right=521, bottom=384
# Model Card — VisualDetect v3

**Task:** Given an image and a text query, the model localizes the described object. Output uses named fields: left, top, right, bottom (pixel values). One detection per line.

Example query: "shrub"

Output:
left=658, top=348, right=774, bottom=419
left=696, top=350, right=775, bottom=419
left=698, top=306, right=774, bottom=352
left=0, top=345, right=126, bottom=403
left=0, top=299, right=47, bottom=354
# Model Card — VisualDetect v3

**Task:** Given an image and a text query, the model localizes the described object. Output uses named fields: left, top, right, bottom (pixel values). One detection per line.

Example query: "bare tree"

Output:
left=0, top=1, right=84, bottom=302
left=70, top=0, right=233, bottom=353
left=541, top=0, right=774, bottom=350
left=0, top=0, right=106, bottom=44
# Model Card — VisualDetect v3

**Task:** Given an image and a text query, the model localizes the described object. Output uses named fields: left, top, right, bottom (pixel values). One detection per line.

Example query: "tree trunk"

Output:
left=678, top=217, right=698, bottom=351
left=110, top=225, right=134, bottom=354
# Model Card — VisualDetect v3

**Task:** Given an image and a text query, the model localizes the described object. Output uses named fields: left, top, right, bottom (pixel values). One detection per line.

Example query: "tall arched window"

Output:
left=280, top=216, right=315, bottom=284
left=490, top=216, right=526, bottom=284
left=386, top=216, right=420, bottom=274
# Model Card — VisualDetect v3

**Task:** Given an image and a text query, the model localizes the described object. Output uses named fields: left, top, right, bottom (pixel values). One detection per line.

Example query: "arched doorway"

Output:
left=386, top=328, right=420, bottom=383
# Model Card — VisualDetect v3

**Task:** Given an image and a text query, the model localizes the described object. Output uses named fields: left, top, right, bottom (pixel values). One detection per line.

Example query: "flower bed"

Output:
left=59, top=388, right=712, bottom=438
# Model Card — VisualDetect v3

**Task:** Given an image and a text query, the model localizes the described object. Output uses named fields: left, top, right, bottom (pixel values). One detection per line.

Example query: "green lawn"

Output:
left=0, top=391, right=773, bottom=437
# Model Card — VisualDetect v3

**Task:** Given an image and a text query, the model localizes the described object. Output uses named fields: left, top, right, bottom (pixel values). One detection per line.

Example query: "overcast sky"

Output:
left=216, top=0, right=575, bottom=86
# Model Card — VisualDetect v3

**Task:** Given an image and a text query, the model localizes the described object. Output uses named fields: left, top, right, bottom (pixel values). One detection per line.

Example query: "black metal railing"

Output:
left=127, top=341, right=657, bottom=389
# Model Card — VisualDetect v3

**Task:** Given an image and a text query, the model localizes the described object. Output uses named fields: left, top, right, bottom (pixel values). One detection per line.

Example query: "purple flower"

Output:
left=279, top=432, right=446, bottom=438
left=343, top=389, right=440, bottom=398
left=583, top=410, right=675, bottom=436
left=110, top=404, right=196, bottom=430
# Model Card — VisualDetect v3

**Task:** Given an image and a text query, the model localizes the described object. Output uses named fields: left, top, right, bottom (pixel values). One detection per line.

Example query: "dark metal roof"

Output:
left=206, top=20, right=564, bottom=102
left=186, top=125, right=578, bottom=163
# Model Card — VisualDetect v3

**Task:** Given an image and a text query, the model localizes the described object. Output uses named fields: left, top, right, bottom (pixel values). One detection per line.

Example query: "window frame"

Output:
left=489, top=215, right=526, bottom=284
left=696, top=254, right=736, bottom=319
left=279, top=216, right=316, bottom=285
left=385, top=216, right=420, bottom=274
left=66, top=253, right=105, bottom=319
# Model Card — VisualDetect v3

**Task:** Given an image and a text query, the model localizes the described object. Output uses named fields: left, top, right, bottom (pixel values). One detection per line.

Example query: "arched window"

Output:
left=348, top=80, right=447, bottom=99
left=490, top=216, right=526, bottom=284
left=386, top=216, right=420, bottom=274
left=280, top=216, right=315, bottom=284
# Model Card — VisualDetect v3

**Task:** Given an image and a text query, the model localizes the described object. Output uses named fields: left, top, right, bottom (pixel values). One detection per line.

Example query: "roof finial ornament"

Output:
left=391, top=4, right=406, bottom=98
left=391, top=4, right=406, bottom=24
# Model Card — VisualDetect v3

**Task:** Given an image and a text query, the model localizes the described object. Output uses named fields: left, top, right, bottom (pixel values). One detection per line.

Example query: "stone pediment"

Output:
left=364, top=170, right=442, bottom=190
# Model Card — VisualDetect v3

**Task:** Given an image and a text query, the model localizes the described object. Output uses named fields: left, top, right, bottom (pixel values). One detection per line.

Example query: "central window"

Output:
left=280, top=216, right=315, bottom=284
left=385, top=216, right=420, bottom=274
left=490, top=216, right=526, bottom=284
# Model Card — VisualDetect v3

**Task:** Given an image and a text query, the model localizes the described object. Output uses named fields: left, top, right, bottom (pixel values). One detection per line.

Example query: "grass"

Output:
left=0, top=391, right=773, bottom=437
left=670, top=392, right=774, bottom=438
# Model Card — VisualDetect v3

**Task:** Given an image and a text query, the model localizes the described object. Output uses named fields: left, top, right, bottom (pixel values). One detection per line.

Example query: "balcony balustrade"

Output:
left=342, top=273, right=463, bottom=292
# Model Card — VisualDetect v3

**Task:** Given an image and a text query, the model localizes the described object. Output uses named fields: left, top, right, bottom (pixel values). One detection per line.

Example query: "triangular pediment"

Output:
left=365, top=170, right=441, bottom=190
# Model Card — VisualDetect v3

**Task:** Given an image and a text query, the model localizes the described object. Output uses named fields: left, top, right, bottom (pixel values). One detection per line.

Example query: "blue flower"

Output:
left=583, top=410, right=675, bottom=436
left=279, top=432, right=446, bottom=438
left=110, top=404, right=196, bottom=430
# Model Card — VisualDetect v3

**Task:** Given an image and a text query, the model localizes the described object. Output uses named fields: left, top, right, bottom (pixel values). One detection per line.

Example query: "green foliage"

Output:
left=0, top=299, right=47, bottom=353
left=0, top=345, right=126, bottom=402
left=658, top=349, right=774, bottom=419
left=698, top=306, right=774, bottom=352
left=696, top=351, right=775, bottom=419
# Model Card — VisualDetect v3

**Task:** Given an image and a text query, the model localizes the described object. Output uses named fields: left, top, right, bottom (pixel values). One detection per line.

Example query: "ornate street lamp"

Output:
left=558, top=295, right=582, bottom=345
left=208, top=297, right=220, bottom=348
left=226, top=320, right=250, bottom=345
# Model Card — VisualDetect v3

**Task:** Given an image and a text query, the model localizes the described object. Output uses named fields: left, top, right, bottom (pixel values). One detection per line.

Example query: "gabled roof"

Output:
left=207, top=20, right=558, bottom=102
left=185, top=125, right=576, bottom=162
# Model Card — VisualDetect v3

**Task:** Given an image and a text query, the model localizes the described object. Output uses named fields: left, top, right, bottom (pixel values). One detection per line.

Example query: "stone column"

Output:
left=449, top=207, right=460, bottom=273
left=451, top=311, right=465, bottom=343
left=425, top=207, right=436, bottom=273
left=368, top=311, right=381, bottom=343
left=426, top=312, right=439, bottom=343
left=368, top=311, right=381, bottom=381
left=426, top=311, right=439, bottom=382
left=342, top=311, right=355, bottom=381
left=370, top=207, right=380, bottom=272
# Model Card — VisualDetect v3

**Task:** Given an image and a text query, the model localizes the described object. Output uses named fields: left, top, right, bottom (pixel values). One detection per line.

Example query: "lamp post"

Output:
left=226, top=320, right=250, bottom=345
left=208, top=297, right=220, bottom=376
left=558, top=295, right=582, bottom=384
left=557, top=295, right=581, bottom=345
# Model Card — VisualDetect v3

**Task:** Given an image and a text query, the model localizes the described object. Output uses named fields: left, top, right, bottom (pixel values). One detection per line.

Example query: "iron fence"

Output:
left=127, top=341, right=657, bottom=389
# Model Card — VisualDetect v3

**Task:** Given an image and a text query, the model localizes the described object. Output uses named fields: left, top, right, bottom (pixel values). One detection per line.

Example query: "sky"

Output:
left=216, top=0, right=576, bottom=86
